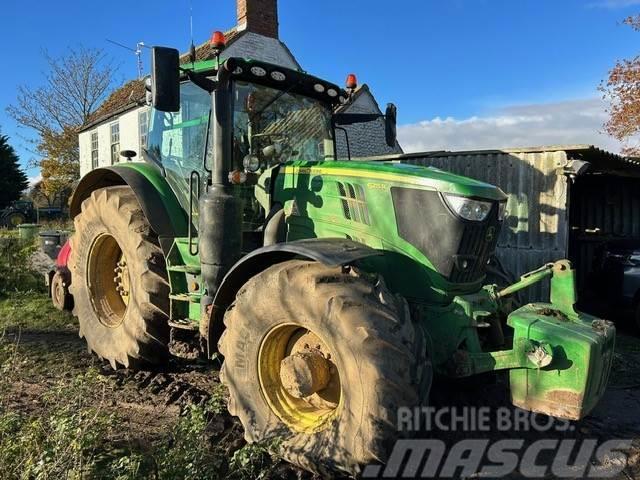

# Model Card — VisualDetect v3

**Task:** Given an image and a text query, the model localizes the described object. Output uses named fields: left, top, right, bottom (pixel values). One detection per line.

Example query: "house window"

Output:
left=139, top=110, right=149, bottom=151
left=91, top=131, right=99, bottom=169
left=110, top=122, right=120, bottom=164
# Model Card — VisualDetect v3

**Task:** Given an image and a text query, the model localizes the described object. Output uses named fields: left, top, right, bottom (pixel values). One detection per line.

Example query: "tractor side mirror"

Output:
left=385, top=103, right=397, bottom=148
left=151, top=47, right=180, bottom=112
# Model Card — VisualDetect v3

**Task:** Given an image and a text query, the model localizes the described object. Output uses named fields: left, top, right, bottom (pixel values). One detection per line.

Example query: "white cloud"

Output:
left=397, top=98, right=623, bottom=154
left=28, top=174, right=42, bottom=187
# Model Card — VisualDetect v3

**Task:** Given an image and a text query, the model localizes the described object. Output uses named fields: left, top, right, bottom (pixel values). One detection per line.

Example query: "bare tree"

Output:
left=7, top=47, right=117, bottom=135
left=6, top=46, right=118, bottom=205
left=601, top=16, right=640, bottom=156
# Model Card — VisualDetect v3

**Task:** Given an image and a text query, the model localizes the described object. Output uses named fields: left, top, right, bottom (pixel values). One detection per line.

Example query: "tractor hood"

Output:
left=283, top=161, right=508, bottom=201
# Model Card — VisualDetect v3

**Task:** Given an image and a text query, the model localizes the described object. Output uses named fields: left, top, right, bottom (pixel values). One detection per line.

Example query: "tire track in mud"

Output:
left=3, top=329, right=217, bottom=408
left=99, top=360, right=220, bottom=408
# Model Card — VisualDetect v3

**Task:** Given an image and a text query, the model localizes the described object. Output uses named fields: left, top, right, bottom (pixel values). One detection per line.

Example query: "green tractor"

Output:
left=67, top=41, right=615, bottom=476
left=1, top=200, right=34, bottom=227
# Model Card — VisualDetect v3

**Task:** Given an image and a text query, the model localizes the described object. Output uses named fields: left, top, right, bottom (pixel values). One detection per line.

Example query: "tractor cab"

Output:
left=145, top=48, right=396, bottom=233
left=146, top=57, right=342, bottom=233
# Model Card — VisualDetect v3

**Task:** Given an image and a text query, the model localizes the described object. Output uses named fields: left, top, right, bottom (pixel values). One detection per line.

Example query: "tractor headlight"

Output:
left=243, top=154, right=261, bottom=173
left=444, top=194, right=492, bottom=222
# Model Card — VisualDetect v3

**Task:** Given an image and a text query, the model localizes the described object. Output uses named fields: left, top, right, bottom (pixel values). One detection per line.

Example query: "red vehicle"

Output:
left=46, top=240, right=73, bottom=311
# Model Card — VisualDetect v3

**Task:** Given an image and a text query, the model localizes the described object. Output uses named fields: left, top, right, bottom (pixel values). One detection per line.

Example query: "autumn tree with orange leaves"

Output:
left=601, top=16, right=640, bottom=156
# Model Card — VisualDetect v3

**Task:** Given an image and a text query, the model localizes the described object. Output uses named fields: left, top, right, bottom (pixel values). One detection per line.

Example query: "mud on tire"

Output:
left=69, top=186, right=170, bottom=369
left=218, top=260, right=431, bottom=476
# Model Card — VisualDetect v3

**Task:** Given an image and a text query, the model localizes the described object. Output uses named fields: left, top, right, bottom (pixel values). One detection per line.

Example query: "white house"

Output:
left=78, top=0, right=401, bottom=177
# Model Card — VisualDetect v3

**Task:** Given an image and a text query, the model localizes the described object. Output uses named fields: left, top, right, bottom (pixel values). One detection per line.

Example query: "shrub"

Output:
left=0, top=237, right=44, bottom=295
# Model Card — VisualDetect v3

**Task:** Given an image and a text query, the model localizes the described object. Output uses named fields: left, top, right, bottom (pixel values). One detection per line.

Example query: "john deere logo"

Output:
left=485, top=226, right=496, bottom=242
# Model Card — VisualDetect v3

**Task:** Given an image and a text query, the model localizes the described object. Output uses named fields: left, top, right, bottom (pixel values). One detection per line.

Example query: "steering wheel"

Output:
left=251, top=133, right=294, bottom=165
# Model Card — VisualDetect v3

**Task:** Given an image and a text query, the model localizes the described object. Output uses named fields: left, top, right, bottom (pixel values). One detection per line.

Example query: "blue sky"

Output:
left=1, top=0, right=639, bottom=178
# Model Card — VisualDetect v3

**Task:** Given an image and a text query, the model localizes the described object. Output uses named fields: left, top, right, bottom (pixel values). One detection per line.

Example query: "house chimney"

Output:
left=237, top=0, right=279, bottom=39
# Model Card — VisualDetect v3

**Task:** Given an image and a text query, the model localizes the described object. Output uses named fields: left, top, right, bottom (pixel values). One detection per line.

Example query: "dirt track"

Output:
left=1, top=310, right=639, bottom=479
left=0, top=324, right=313, bottom=480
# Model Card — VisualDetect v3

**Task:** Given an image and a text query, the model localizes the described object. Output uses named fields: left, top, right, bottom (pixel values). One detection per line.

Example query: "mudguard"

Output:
left=69, top=164, right=188, bottom=238
left=206, top=238, right=383, bottom=350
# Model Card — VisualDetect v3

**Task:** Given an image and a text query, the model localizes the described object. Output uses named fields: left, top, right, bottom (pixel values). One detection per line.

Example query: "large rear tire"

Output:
left=218, top=260, right=431, bottom=476
left=5, top=212, right=26, bottom=228
left=68, top=186, right=170, bottom=369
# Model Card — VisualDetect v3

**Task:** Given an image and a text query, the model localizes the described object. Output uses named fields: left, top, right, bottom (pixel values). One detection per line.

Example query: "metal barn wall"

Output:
left=569, top=174, right=640, bottom=294
left=400, top=150, right=571, bottom=303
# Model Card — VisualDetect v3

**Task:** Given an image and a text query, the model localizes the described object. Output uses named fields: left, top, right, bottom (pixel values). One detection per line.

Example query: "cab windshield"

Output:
left=146, top=79, right=335, bottom=217
left=232, top=81, right=334, bottom=170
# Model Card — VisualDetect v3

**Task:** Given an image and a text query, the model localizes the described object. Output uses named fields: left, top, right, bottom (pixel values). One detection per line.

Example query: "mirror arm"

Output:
left=181, top=68, right=218, bottom=93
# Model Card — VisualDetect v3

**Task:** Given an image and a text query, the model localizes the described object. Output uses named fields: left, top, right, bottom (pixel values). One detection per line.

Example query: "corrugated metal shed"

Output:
left=361, top=145, right=640, bottom=303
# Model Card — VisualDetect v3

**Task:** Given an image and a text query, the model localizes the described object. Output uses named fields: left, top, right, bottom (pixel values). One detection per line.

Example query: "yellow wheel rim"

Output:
left=258, top=323, right=342, bottom=433
left=87, top=233, right=130, bottom=328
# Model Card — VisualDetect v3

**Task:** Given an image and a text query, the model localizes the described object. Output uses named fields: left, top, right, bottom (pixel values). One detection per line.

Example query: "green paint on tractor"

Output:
left=68, top=50, right=615, bottom=475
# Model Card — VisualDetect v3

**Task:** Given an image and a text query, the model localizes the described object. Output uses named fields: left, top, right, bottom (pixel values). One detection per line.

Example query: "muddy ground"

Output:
left=0, top=292, right=639, bottom=479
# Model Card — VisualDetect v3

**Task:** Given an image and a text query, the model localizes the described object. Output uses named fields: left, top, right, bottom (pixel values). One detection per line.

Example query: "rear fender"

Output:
left=69, top=164, right=188, bottom=238
left=205, top=238, right=383, bottom=352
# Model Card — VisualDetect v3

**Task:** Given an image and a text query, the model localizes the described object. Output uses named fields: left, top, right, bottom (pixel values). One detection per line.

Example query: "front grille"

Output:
left=391, top=187, right=501, bottom=284
left=451, top=214, right=500, bottom=283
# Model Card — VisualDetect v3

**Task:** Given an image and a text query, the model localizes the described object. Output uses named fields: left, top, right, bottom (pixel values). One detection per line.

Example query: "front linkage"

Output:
left=419, top=260, right=615, bottom=421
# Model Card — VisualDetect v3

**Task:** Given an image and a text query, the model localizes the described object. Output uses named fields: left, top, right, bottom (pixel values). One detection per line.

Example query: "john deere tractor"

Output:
left=67, top=39, right=615, bottom=476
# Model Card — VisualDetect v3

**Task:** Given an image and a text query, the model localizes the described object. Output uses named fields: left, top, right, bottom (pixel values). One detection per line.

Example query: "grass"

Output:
left=0, top=324, right=282, bottom=480
left=0, top=292, right=76, bottom=332
left=0, top=235, right=279, bottom=479
left=0, top=368, right=117, bottom=479
left=0, top=238, right=283, bottom=479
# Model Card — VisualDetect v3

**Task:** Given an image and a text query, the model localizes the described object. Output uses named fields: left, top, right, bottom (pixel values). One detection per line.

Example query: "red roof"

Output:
left=85, top=79, right=146, bottom=127
left=83, top=28, right=241, bottom=130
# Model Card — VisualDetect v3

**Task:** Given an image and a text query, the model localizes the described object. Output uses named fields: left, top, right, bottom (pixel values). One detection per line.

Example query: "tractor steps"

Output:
left=169, top=293, right=202, bottom=302
left=166, top=237, right=204, bottom=324
left=168, top=319, right=199, bottom=331
left=168, top=265, right=202, bottom=275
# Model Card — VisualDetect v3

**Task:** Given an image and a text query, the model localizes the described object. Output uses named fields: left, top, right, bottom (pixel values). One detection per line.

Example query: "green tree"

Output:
left=0, top=134, right=28, bottom=209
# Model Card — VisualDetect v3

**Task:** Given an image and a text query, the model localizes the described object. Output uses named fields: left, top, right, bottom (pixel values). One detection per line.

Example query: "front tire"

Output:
left=69, top=186, right=170, bottom=369
left=218, top=260, right=431, bottom=476
left=51, top=270, right=73, bottom=311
